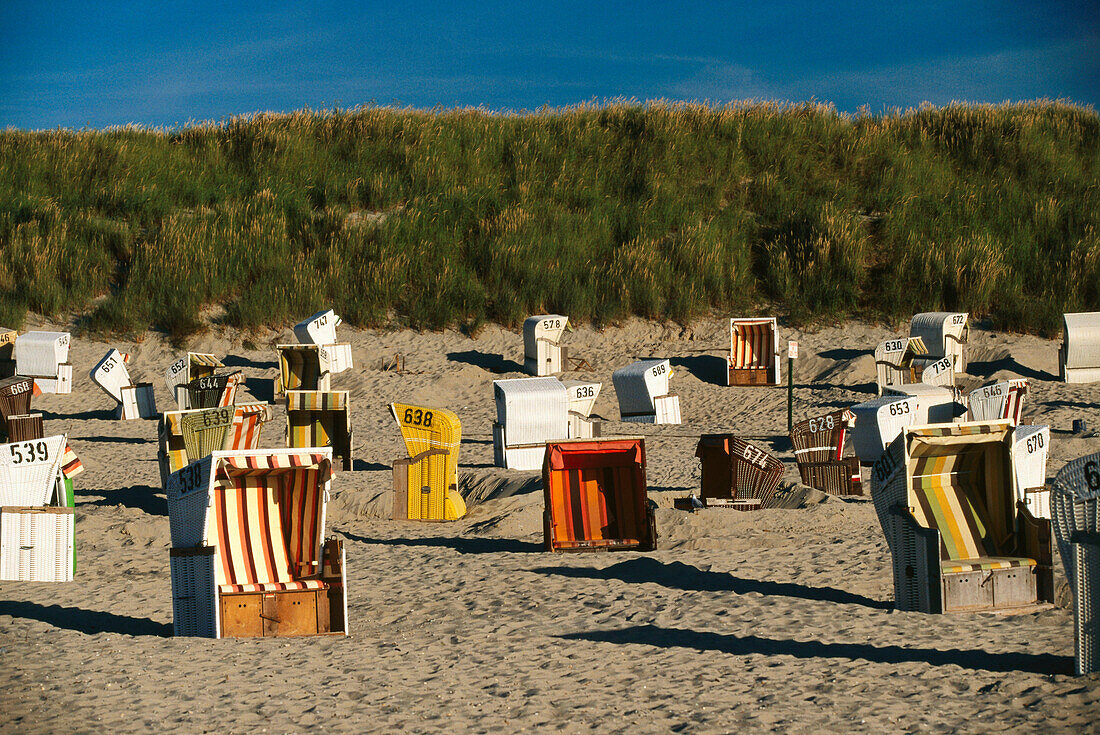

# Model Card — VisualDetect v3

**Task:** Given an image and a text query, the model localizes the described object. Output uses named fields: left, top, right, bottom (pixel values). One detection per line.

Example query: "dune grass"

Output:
left=0, top=101, right=1097, bottom=339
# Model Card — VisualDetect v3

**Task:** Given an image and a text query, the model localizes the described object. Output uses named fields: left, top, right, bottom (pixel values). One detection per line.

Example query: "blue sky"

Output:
left=2, top=2, right=1097, bottom=130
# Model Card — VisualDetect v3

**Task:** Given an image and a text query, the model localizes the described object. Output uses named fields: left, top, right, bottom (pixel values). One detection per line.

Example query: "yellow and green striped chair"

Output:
left=870, top=420, right=1053, bottom=613
left=286, top=390, right=352, bottom=471
left=389, top=403, right=465, bottom=521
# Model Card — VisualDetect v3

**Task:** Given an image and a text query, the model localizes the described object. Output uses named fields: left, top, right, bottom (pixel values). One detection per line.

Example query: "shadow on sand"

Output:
left=0, top=600, right=172, bottom=637
left=559, top=624, right=1072, bottom=675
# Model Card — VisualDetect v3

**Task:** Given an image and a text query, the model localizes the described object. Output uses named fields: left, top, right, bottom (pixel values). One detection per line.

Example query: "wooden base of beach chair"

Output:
left=220, top=587, right=341, bottom=638
left=728, top=367, right=777, bottom=386
left=704, top=498, right=763, bottom=511
left=941, top=566, right=1039, bottom=613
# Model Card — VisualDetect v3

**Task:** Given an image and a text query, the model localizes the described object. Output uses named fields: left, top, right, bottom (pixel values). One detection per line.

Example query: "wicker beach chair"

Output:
left=909, top=312, right=969, bottom=372
left=294, top=309, right=342, bottom=345
left=789, top=409, right=862, bottom=496
left=14, top=331, right=71, bottom=394
left=966, top=379, right=1028, bottom=425
left=1048, top=454, right=1100, bottom=674
left=164, top=353, right=225, bottom=410
left=0, top=434, right=83, bottom=582
left=167, top=448, right=348, bottom=638
left=157, top=404, right=271, bottom=487
left=851, top=386, right=963, bottom=465
left=0, top=328, right=16, bottom=377
left=874, top=337, right=928, bottom=395
left=492, top=377, right=569, bottom=470
left=184, top=371, right=242, bottom=410
left=563, top=380, right=602, bottom=439
left=728, top=317, right=781, bottom=386
left=694, top=434, right=784, bottom=511
left=524, top=315, right=569, bottom=376
left=612, top=359, right=681, bottom=424
left=0, top=376, right=35, bottom=442
left=870, top=420, right=1053, bottom=613
left=285, top=390, right=352, bottom=471
left=90, top=348, right=157, bottom=419
left=543, top=438, right=656, bottom=552
left=390, top=403, right=465, bottom=521
left=1060, top=312, right=1100, bottom=383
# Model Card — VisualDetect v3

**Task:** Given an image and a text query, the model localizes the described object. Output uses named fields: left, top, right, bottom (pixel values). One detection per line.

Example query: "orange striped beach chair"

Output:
left=543, top=438, right=656, bottom=552
left=167, top=448, right=348, bottom=638
left=870, top=420, right=1054, bottom=613
left=728, top=317, right=780, bottom=386
left=157, top=404, right=272, bottom=488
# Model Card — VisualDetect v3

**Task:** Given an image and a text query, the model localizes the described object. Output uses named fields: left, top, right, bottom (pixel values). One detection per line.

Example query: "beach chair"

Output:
left=285, top=390, right=353, bottom=471
left=524, top=315, right=568, bottom=376
left=0, top=328, right=15, bottom=377
left=492, top=377, right=569, bottom=470
left=0, top=376, right=35, bottom=442
left=184, top=371, right=242, bottom=410
left=728, top=317, right=780, bottom=386
left=789, top=409, right=862, bottom=496
left=1012, top=425, right=1050, bottom=518
left=966, top=379, right=1027, bottom=425
left=390, top=403, right=465, bottom=521
left=694, top=434, right=784, bottom=511
left=294, top=309, right=342, bottom=345
left=90, top=349, right=157, bottom=420
left=1050, top=455, right=1100, bottom=673
left=0, top=434, right=83, bottom=582
left=157, top=404, right=272, bottom=487
left=612, top=359, right=681, bottom=424
left=909, top=312, right=969, bottom=372
left=14, top=331, right=71, bottom=394
left=850, top=385, right=963, bottom=465
left=870, top=420, right=1054, bottom=613
left=167, top=448, right=348, bottom=638
left=165, top=353, right=224, bottom=410
left=543, top=437, right=656, bottom=552
left=874, top=337, right=928, bottom=394
left=1060, top=312, right=1100, bottom=383
left=563, top=380, right=602, bottom=439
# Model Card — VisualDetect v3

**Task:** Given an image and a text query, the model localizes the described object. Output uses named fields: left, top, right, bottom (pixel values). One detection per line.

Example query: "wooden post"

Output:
left=787, top=341, right=798, bottom=434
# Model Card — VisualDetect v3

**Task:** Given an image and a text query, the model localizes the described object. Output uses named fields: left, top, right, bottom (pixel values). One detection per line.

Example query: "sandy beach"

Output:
left=1, top=315, right=1097, bottom=733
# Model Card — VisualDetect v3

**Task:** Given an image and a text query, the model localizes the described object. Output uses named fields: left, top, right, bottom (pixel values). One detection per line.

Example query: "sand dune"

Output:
left=1, top=316, right=1096, bottom=733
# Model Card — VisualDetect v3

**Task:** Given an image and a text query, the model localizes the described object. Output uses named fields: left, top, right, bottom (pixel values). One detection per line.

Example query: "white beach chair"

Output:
left=1012, top=425, right=1050, bottom=518
left=1060, top=312, right=1100, bottom=383
left=563, top=380, right=602, bottom=439
left=294, top=309, right=342, bottom=345
left=728, top=317, right=780, bottom=386
left=1048, top=454, right=1100, bottom=673
left=612, top=359, right=681, bottom=425
left=164, top=353, right=224, bottom=410
left=874, top=336, right=928, bottom=395
left=871, top=420, right=1053, bottom=614
left=909, top=312, right=968, bottom=372
left=524, top=315, right=568, bottom=376
left=851, top=385, right=962, bottom=465
left=0, top=328, right=16, bottom=376
left=90, top=349, right=157, bottom=420
left=14, top=331, right=72, bottom=394
left=492, top=377, right=569, bottom=470
left=0, top=434, right=83, bottom=582
left=966, top=379, right=1027, bottom=425
left=167, top=447, right=348, bottom=638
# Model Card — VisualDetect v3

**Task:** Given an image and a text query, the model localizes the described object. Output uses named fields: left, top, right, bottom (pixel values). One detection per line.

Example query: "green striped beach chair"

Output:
left=870, top=420, right=1054, bottom=613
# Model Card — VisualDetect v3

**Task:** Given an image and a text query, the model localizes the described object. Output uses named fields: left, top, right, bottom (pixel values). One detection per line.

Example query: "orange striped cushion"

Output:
left=219, top=579, right=325, bottom=593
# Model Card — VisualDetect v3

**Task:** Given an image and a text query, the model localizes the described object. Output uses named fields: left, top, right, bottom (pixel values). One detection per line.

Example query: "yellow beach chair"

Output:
left=390, top=402, right=465, bottom=521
